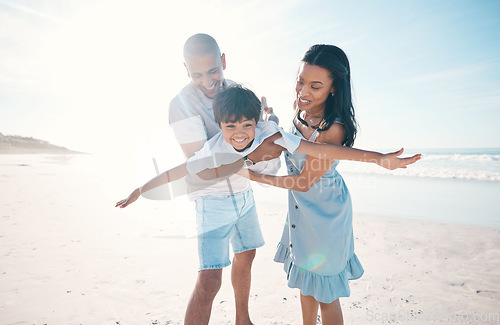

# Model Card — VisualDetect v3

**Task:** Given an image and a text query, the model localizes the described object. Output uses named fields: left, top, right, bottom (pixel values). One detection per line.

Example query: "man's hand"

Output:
left=261, top=97, right=279, bottom=124
left=247, top=132, right=285, bottom=163
left=376, top=148, right=422, bottom=170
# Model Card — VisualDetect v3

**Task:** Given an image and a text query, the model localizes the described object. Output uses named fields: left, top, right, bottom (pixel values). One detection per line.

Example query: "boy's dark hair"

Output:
left=213, top=84, right=261, bottom=125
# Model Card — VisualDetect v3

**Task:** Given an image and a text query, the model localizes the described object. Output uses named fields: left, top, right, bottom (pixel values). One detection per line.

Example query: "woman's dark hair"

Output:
left=299, top=44, right=358, bottom=147
left=213, top=84, right=261, bottom=125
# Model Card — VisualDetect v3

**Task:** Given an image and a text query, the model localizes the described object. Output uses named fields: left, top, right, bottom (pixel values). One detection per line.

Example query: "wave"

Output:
left=422, top=154, right=500, bottom=162
left=337, top=149, right=500, bottom=182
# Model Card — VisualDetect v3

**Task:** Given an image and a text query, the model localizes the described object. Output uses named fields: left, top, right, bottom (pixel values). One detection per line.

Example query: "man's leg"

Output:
left=231, top=249, right=256, bottom=325
left=184, top=268, right=223, bottom=325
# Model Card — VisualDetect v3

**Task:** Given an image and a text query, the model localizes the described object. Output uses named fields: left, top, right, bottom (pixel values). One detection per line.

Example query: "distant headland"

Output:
left=0, top=132, right=84, bottom=154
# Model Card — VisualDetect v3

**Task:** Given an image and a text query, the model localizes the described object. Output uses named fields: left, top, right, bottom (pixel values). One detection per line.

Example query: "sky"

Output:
left=1, top=0, right=500, bottom=157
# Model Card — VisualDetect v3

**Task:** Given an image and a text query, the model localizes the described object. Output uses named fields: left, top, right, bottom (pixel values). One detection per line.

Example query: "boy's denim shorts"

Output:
left=194, top=189, right=265, bottom=271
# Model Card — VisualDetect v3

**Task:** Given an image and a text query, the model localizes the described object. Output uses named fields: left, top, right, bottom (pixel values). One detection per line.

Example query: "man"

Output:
left=168, top=33, right=283, bottom=325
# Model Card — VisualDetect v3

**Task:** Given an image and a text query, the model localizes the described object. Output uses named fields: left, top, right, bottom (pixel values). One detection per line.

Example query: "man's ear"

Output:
left=221, top=53, right=226, bottom=70
left=184, top=62, right=191, bottom=78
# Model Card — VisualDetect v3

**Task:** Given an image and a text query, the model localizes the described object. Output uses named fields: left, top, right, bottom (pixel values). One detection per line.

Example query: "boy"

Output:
left=116, top=84, right=301, bottom=324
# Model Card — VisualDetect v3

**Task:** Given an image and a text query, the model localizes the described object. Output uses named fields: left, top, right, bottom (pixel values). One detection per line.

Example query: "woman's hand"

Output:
left=115, top=188, right=141, bottom=208
left=376, top=148, right=421, bottom=170
left=247, top=132, right=285, bottom=163
left=236, top=168, right=251, bottom=179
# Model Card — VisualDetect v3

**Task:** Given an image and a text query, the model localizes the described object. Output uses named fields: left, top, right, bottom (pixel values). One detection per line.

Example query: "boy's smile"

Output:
left=220, top=116, right=257, bottom=151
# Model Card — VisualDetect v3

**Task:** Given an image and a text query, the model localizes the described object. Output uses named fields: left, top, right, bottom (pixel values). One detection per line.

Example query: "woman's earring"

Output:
left=330, top=92, right=335, bottom=97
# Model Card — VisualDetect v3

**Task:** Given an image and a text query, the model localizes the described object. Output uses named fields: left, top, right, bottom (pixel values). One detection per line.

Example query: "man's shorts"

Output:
left=194, top=189, right=265, bottom=270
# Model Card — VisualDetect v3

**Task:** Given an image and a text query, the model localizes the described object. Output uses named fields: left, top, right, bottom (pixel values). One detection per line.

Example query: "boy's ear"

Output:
left=184, top=63, right=191, bottom=78
left=221, top=53, right=226, bottom=70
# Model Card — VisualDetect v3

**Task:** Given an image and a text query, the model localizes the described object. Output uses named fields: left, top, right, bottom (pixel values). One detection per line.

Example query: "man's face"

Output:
left=184, top=53, right=226, bottom=99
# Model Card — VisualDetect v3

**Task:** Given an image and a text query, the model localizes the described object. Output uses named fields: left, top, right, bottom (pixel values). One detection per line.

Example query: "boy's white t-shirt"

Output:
left=185, top=121, right=301, bottom=200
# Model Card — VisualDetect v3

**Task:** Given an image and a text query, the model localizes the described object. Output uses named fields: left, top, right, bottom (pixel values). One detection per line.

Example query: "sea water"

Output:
left=70, top=147, right=500, bottom=229
left=337, top=148, right=500, bottom=228
left=338, top=148, right=500, bottom=182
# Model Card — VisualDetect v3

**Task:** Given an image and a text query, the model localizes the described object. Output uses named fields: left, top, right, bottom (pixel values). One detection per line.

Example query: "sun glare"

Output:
left=41, top=1, right=187, bottom=103
left=27, top=0, right=200, bottom=154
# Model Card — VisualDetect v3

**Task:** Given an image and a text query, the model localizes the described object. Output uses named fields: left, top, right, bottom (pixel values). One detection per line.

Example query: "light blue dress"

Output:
left=274, top=120, right=364, bottom=303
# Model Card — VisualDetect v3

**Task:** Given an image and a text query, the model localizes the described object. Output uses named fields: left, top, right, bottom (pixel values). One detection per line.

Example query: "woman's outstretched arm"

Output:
left=243, top=123, right=421, bottom=190
left=242, top=154, right=333, bottom=192
left=295, top=139, right=421, bottom=170
left=245, top=146, right=421, bottom=191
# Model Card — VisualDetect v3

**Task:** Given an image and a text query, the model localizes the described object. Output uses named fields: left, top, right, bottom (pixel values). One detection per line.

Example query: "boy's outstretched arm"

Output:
left=195, top=158, right=244, bottom=181
left=115, top=163, right=188, bottom=208
left=296, top=140, right=421, bottom=169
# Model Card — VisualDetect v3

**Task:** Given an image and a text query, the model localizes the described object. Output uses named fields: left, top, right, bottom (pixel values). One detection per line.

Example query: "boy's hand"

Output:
left=377, top=148, right=421, bottom=170
left=247, top=132, right=285, bottom=163
left=115, top=188, right=141, bottom=208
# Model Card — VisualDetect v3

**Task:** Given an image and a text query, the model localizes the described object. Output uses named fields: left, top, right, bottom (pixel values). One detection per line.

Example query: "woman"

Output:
left=247, top=45, right=369, bottom=324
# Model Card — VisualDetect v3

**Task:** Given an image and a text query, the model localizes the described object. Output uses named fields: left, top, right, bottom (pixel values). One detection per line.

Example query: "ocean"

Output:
left=337, top=148, right=500, bottom=228
left=337, top=148, right=500, bottom=182
left=52, top=147, right=500, bottom=229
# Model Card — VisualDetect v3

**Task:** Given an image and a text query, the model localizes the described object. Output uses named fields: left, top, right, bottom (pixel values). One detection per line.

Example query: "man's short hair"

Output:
left=183, top=33, right=221, bottom=60
left=213, top=84, right=261, bottom=125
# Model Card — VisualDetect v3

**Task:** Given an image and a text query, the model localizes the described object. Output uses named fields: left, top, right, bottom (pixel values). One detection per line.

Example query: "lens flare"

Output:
left=303, top=250, right=327, bottom=271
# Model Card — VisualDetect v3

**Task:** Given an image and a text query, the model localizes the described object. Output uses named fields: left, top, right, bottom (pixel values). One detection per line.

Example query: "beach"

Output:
left=0, top=153, right=499, bottom=324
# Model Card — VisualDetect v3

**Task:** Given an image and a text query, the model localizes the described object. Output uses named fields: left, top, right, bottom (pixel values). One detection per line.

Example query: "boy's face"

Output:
left=184, top=53, right=226, bottom=99
left=220, top=116, right=257, bottom=151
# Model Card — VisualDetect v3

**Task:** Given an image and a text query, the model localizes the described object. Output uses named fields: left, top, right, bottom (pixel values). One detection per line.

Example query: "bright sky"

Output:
left=1, top=0, right=499, bottom=157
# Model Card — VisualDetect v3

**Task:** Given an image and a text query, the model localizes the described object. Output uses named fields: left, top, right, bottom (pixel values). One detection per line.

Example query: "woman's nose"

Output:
left=297, top=85, right=307, bottom=96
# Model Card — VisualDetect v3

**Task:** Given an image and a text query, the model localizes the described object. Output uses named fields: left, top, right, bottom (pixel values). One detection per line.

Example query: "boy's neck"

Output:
left=234, top=139, right=254, bottom=152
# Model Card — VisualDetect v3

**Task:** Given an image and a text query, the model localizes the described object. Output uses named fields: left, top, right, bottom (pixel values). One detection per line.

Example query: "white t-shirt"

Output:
left=169, top=80, right=235, bottom=144
left=169, top=80, right=236, bottom=199
left=185, top=121, right=301, bottom=200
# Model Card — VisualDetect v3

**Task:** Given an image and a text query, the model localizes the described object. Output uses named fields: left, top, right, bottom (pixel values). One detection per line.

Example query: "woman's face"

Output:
left=295, top=62, right=334, bottom=114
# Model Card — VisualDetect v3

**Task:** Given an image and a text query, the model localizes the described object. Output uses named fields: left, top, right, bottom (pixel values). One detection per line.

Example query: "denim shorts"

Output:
left=195, top=189, right=265, bottom=271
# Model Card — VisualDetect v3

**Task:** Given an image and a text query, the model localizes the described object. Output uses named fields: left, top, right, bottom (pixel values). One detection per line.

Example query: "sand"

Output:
left=0, top=153, right=499, bottom=324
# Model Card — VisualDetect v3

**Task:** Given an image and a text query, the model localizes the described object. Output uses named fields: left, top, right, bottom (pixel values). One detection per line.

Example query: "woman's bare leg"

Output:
left=319, top=298, right=343, bottom=325
left=300, top=292, right=319, bottom=325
